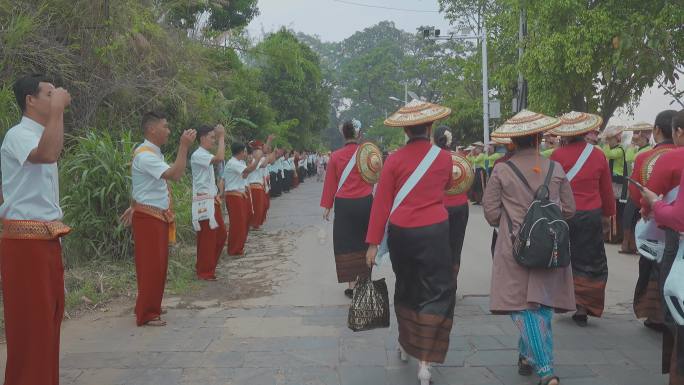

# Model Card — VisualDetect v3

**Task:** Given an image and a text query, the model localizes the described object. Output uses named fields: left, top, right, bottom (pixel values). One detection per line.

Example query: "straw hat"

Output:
left=446, top=152, right=475, bottom=196
left=598, top=125, right=625, bottom=139
left=491, top=137, right=512, bottom=145
left=384, top=99, right=451, bottom=127
left=356, top=142, right=383, bottom=184
left=490, top=109, right=561, bottom=138
left=626, top=122, right=653, bottom=132
left=550, top=111, right=603, bottom=137
left=472, top=141, right=485, bottom=147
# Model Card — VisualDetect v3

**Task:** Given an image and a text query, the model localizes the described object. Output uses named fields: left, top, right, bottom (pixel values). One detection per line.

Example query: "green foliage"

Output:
left=440, top=0, right=684, bottom=124
left=60, top=132, right=136, bottom=263
left=254, top=29, right=331, bottom=149
left=162, top=0, right=259, bottom=33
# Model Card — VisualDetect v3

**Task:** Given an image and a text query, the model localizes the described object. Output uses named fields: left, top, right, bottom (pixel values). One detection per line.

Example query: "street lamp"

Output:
left=424, top=25, right=490, bottom=147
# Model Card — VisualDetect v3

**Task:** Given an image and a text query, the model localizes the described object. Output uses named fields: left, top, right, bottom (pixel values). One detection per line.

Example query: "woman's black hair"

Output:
left=341, top=120, right=356, bottom=139
left=511, top=133, right=541, bottom=149
left=655, top=109, right=678, bottom=139
left=433, top=125, right=451, bottom=150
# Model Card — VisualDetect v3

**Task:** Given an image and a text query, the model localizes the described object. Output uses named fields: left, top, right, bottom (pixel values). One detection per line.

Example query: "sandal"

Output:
left=344, top=289, right=353, bottom=299
left=518, top=355, right=533, bottom=376
left=539, top=376, right=560, bottom=385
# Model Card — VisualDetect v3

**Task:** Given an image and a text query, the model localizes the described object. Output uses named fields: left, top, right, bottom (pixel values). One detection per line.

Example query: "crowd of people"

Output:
left=2, top=73, right=684, bottom=385
left=0, top=75, right=331, bottom=384
left=322, top=100, right=684, bottom=385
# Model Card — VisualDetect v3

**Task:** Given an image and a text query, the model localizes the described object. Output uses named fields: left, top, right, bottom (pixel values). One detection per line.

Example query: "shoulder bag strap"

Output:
left=505, top=161, right=534, bottom=195
left=336, top=148, right=359, bottom=193
left=566, top=143, right=594, bottom=181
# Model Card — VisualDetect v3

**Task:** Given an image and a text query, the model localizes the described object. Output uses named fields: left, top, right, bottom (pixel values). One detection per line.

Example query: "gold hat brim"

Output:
left=356, top=142, right=383, bottom=184
left=491, top=109, right=561, bottom=138
left=385, top=100, right=452, bottom=127
left=550, top=111, right=603, bottom=137
left=446, top=152, right=475, bottom=195
left=625, top=122, right=653, bottom=132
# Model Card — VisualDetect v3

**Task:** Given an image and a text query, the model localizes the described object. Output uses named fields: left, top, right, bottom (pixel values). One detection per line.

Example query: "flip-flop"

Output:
left=518, top=355, right=533, bottom=376
left=344, top=289, right=353, bottom=299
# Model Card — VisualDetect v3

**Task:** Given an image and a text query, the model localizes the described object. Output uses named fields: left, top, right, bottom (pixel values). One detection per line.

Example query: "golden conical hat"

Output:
left=446, top=152, right=475, bottom=195
left=356, top=142, right=383, bottom=184
left=551, top=111, right=603, bottom=137
left=384, top=99, right=451, bottom=127
left=491, top=110, right=560, bottom=138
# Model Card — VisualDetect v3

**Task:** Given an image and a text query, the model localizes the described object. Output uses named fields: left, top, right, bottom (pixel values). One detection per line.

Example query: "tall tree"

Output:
left=254, top=29, right=331, bottom=149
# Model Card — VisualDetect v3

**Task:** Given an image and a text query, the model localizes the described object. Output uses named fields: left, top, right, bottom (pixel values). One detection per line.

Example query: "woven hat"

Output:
left=384, top=99, right=451, bottom=127
left=356, top=142, right=383, bottom=184
left=550, top=111, right=603, bottom=137
left=598, top=125, right=625, bottom=139
left=491, top=136, right=512, bottom=145
left=446, top=152, right=475, bottom=196
left=491, top=110, right=560, bottom=138
left=626, top=122, right=653, bottom=132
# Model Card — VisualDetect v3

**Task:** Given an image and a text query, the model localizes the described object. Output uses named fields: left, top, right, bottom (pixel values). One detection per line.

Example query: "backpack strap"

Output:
left=544, top=161, right=556, bottom=187
left=505, top=161, right=534, bottom=195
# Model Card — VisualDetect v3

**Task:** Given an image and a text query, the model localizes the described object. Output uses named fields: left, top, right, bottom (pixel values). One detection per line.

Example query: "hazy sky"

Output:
left=247, top=0, right=682, bottom=126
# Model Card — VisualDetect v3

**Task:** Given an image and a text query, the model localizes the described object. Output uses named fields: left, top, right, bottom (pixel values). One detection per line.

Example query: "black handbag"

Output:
left=347, top=274, right=390, bottom=332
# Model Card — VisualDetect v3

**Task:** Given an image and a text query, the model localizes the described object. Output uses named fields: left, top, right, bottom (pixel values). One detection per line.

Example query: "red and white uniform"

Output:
left=320, top=143, right=373, bottom=209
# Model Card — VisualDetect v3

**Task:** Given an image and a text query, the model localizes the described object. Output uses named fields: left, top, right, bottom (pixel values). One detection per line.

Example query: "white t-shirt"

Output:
left=191, top=147, right=217, bottom=197
left=132, top=140, right=170, bottom=209
left=223, top=157, right=247, bottom=192
left=0, top=117, right=62, bottom=221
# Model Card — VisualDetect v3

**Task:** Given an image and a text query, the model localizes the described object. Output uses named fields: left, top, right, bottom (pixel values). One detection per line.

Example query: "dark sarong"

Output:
left=621, top=200, right=639, bottom=253
left=469, top=168, right=486, bottom=204
left=660, top=229, right=684, bottom=382
left=269, top=171, right=281, bottom=197
left=633, top=256, right=664, bottom=322
left=283, top=170, right=292, bottom=192
left=388, top=220, right=455, bottom=363
left=333, top=195, right=372, bottom=283
left=447, top=204, right=469, bottom=289
left=569, top=209, right=608, bottom=317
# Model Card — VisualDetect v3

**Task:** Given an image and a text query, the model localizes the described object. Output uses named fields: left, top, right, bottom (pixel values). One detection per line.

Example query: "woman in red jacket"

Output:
left=365, top=101, right=453, bottom=385
left=320, top=120, right=374, bottom=298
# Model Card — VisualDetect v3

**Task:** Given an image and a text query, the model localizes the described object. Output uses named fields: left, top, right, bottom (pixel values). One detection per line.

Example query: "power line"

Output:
left=331, top=0, right=440, bottom=13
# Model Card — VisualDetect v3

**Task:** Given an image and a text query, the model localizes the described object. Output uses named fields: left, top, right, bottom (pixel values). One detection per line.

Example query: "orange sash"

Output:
left=133, top=147, right=176, bottom=244
left=2, top=220, right=71, bottom=240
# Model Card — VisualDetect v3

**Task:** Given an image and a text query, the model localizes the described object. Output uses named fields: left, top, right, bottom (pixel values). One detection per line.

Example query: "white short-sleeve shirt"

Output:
left=223, top=157, right=247, bottom=192
left=247, top=158, right=266, bottom=185
left=0, top=117, right=62, bottom=221
left=132, top=140, right=170, bottom=209
left=191, top=147, right=217, bottom=197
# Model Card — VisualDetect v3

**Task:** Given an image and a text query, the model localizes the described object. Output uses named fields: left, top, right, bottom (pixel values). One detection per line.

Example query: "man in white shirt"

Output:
left=0, top=74, right=71, bottom=385
left=247, top=136, right=275, bottom=230
left=121, top=111, right=196, bottom=327
left=191, top=124, right=226, bottom=281
left=224, top=142, right=262, bottom=256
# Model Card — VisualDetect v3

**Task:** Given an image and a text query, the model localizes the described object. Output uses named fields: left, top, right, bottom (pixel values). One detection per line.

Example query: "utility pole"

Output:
left=516, top=4, right=527, bottom=112
left=424, top=25, right=490, bottom=146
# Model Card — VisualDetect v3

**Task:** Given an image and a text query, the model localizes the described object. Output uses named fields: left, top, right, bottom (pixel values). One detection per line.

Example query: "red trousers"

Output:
left=249, top=185, right=266, bottom=229
left=226, top=193, right=248, bottom=256
left=196, top=203, right=226, bottom=280
left=132, top=211, right=169, bottom=326
left=1, top=238, right=64, bottom=385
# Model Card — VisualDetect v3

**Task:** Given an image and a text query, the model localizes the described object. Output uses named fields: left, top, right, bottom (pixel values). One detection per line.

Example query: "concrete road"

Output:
left=1, top=179, right=667, bottom=384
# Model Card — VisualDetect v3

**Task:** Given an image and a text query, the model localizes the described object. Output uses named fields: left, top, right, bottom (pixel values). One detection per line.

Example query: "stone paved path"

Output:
left=2, top=180, right=670, bottom=384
